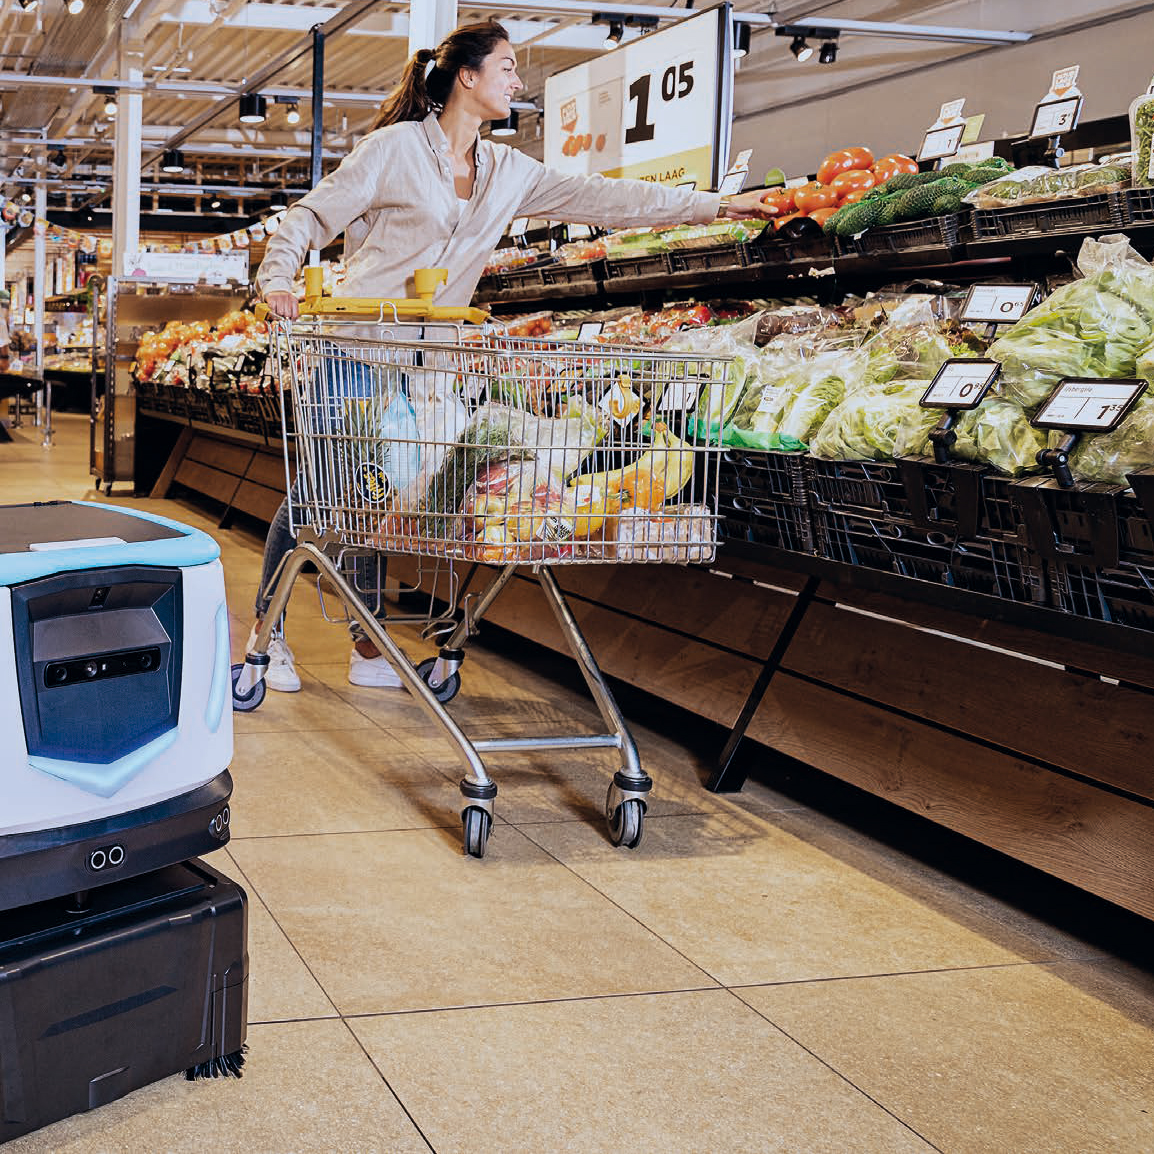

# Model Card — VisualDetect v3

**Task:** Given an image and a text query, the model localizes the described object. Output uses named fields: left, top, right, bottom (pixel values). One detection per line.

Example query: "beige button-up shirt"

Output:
left=256, top=112, right=723, bottom=307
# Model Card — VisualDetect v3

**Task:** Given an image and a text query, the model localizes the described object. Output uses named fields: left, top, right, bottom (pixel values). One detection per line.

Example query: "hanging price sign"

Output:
left=1031, top=378, right=1147, bottom=432
left=921, top=359, right=1001, bottom=410
left=544, top=5, right=732, bottom=190
left=960, top=283, right=1039, bottom=325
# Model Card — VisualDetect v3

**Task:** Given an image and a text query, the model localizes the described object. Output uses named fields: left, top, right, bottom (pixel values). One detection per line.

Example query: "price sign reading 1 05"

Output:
left=625, top=60, right=694, bottom=144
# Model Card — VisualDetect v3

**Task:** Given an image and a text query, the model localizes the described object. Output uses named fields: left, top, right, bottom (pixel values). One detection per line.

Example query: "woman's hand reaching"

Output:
left=718, top=189, right=788, bottom=220
left=263, top=291, right=300, bottom=320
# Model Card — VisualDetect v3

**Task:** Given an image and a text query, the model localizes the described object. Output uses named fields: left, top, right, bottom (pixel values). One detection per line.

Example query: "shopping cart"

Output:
left=232, top=269, right=731, bottom=856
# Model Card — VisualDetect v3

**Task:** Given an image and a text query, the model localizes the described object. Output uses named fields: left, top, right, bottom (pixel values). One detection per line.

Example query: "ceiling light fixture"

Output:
left=161, top=148, right=185, bottom=173
left=18, top=0, right=38, bottom=11
left=238, top=93, right=267, bottom=124
left=210, top=197, right=222, bottom=209
left=49, top=149, right=67, bottom=168
left=21, top=192, right=31, bottom=203
left=819, top=40, right=838, bottom=63
left=491, top=110, right=519, bottom=137
left=733, top=23, right=751, bottom=58
left=789, top=35, right=812, bottom=61
left=603, top=19, right=623, bottom=48
left=285, top=102, right=301, bottom=125
left=66, top=0, right=84, bottom=13
left=269, top=189, right=288, bottom=210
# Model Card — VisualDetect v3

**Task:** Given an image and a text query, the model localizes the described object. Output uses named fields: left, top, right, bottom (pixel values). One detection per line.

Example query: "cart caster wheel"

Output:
left=231, top=663, right=266, bottom=713
left=417, top=656, right=461, bottom=704
left=607, top=798, right=644, bottom=849
left=462, top=806, right=492, bottom=858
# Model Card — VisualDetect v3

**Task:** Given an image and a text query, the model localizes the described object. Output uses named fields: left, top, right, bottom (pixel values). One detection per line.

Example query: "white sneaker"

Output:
left=348, top=647, right=403, bottom=688
left=247, top=625, right=301, bottom=692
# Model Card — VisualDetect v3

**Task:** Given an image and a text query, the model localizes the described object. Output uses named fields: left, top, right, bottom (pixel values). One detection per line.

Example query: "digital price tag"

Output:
left=1031, top=378, right=1147, bottom=432
left=1030, top=95, right=1082, bottom=138
left=960, top=283, right=1039, bottom=325
left=545, top=6, right=729, bottom=190
left=577, top=321, right=604, bottom=341
left=917, top=123, right=964, bottom=162
left=921, top=359, right=1001, bottom=410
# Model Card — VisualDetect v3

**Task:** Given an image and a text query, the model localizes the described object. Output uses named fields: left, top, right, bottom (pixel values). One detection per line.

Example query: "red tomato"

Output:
left=872, top=154, right=920, bottom=183
left=792, top=181, right=839, bottom=214
left=808, top=207, right=839, bottom=226
left=816, top=147, right=875, bottom=187
left=839, top=188, right=870, bottom=205
left=830, top=169, right=876, bottom=199
left=760, top=188, right=796, bottom=214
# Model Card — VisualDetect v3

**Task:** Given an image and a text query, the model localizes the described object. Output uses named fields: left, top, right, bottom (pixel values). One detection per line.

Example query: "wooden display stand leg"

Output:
left=708, top=574, right=821, bottom=793
left=149, top=426, right=194, bottom=499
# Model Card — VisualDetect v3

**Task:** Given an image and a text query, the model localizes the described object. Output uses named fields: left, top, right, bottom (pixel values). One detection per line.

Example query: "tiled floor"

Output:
left=6, top=413, right=1154, bottom=1153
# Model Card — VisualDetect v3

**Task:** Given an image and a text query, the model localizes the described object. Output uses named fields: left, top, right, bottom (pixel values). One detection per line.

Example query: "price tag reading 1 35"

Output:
left=960, top=283, right=1039, bottom=325
left=921, top=359, right=1001, bottom=410
left=1031, top=378, right=1147, bottom=432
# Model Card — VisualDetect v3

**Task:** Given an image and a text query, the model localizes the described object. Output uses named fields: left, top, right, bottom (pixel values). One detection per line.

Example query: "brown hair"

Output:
left=371, top=20, right=511, bottom=130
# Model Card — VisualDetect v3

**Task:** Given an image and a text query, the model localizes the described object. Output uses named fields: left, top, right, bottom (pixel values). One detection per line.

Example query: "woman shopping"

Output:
left=252, top=18, right=773, bottom=691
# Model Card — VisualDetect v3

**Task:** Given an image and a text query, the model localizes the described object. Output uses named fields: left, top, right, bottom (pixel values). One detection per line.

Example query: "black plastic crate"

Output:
left=540, top=261, right=602, bottom=290
left=721, top=448, right=809, bottom=503
left=603, top=252, right=672, bottom=280
left=1050, top=560, right=1154, bottom=631
left=746, top=233, right=833, bottom=267
left=229, top=390, right=267, bottom=437
left=668, top=246, right=748, bottom=275
left=718, top=450, right=814, bottom=552
left=1009, top=477, right=1152, bottom=569
left=1122, top=187, right=1154, bottom=225
left=813, top=506, right=1047, bottom=602
left=970, top=193, right=1126, bottom=240
left=497, top=264, right=547, bottom=293
left=834, top=212, right=971, bottom=258
left=157, top=382, right=189, bottom=417
left=185, top=389, right=228, bottom=426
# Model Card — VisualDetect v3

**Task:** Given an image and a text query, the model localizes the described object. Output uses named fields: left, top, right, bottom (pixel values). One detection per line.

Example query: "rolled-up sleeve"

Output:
left=509, top=151, right=721, bottom=228
left=256, top=133, right=389, bottom=296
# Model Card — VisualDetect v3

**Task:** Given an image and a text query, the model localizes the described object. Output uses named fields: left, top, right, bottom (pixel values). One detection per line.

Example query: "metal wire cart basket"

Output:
left=232, top=280, right=731, bottom=856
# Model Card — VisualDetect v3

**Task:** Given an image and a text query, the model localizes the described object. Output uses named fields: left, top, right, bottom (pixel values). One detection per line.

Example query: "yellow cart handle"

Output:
left=255, top=267, right=490, bottom=326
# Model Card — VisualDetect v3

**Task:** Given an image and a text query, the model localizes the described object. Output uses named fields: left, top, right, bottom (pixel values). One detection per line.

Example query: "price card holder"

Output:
left=577, top=321, right=604, bottom=342
left=919, top=358, right=1001, bottom=463
left=1029, top=94, right=1083, bottom=139
left=960, top=282, right=1040, bottom=339
left=1030, top=377, right=1147, bottom=486
left=917, top=122, right=965, bottom=163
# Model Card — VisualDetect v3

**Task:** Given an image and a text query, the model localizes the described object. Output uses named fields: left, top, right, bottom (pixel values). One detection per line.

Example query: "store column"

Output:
left=31, top=180, right=46, bottom=438
left=111, top=59, right=144, bottom=275
left=408, top=0, right=458, bottom=56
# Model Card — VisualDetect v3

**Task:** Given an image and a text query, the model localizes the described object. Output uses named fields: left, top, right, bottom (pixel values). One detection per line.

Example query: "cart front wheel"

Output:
left=462, top=806, right=491, bottom=858
left=417, top=656, right=461, bottom=704
left=607, top=797, right=644, bottom=849
left=231, top=663, right=266, bottom=713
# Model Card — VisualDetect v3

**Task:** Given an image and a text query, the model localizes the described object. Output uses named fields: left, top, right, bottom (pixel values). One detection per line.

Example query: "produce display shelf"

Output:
left=602, top=252, right=673, bottom=281
left=540, top=261, right=603, bottom=291
left=717, top=449, right=814, bottom=554
left=226, top=391, right=268, bottom=438
left=969, top=193, right=1127, bottom=241
left=667, top=245, right=750, bottom=275
left=1122, top=188, right=1154, bottom=226
left=811, top=504, right=1048, bottom=604
left=833, top=211, right=971, bottom=260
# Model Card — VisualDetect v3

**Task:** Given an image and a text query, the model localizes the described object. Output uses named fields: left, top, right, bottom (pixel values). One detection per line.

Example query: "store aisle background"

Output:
left=5, top=414, right=1154, bottom=1153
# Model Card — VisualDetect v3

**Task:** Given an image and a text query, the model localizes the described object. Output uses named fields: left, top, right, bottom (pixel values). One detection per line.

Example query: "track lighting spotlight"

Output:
left=490, top=110, right=519, bottom=137
left=269, top=189, right=288, bottom=210
left=285, top=102, right=301, bottom=125
left=733, top=24, right=751, bottom=59
left=66, top=0, right=84, bottom=13
left=161, top=148, right=185, bottom=173
left=210, top=197, right=222, bottom=209
left=603, top=19, right=623, bottom=48
left=238, top=93, right=267, bottom=124
left=819, top=40, right=838, bottom=64
left=18, top=0, right=38, bottom=11
left=789, top=36, right=813, bottom=62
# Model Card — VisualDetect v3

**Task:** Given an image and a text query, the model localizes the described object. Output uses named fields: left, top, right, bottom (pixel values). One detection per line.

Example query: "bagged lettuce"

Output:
left=809, top=378, right=938, bottom=461
left=951, top=397, right=1048, bottom=476
left=1069, top=395, right=1154, bottom=485
left=989, top=235, right=1154, bottom=407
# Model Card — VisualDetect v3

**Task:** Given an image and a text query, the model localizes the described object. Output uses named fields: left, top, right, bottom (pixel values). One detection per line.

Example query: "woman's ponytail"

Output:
left=369, top=21, right=509, bottom=130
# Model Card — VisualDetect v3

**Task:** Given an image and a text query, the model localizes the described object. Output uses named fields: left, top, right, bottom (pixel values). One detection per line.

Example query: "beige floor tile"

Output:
left=228, top=728, right=463, bottom=837
left=231, top=665, right=379, bottom=734
left=213, top=849, right=338, bottom=1023
left=524, top=811, right=1049, bottom=987
left=228, top=826, right=715, bottom=1015
left=351, top=989, right=932, bottom=1154
left=736, top=962, right=1154, bottom=1154
left=3, top=1019, right=429, bottom=1154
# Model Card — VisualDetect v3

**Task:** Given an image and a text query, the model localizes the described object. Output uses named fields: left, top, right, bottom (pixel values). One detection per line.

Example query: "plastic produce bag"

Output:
left=963, top=163, right=1129, bottom=209
left=988, top=235, right=1154, bottom=407
left=1130, top=89, right=1154, bottom=190
left=1070, top=394, right=1154, bottom=485
left=951, top=397, right=1048, bottom=476
left=809, top=378, right=938, bottom=461
left=459, top=459, right=573, bottom=562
